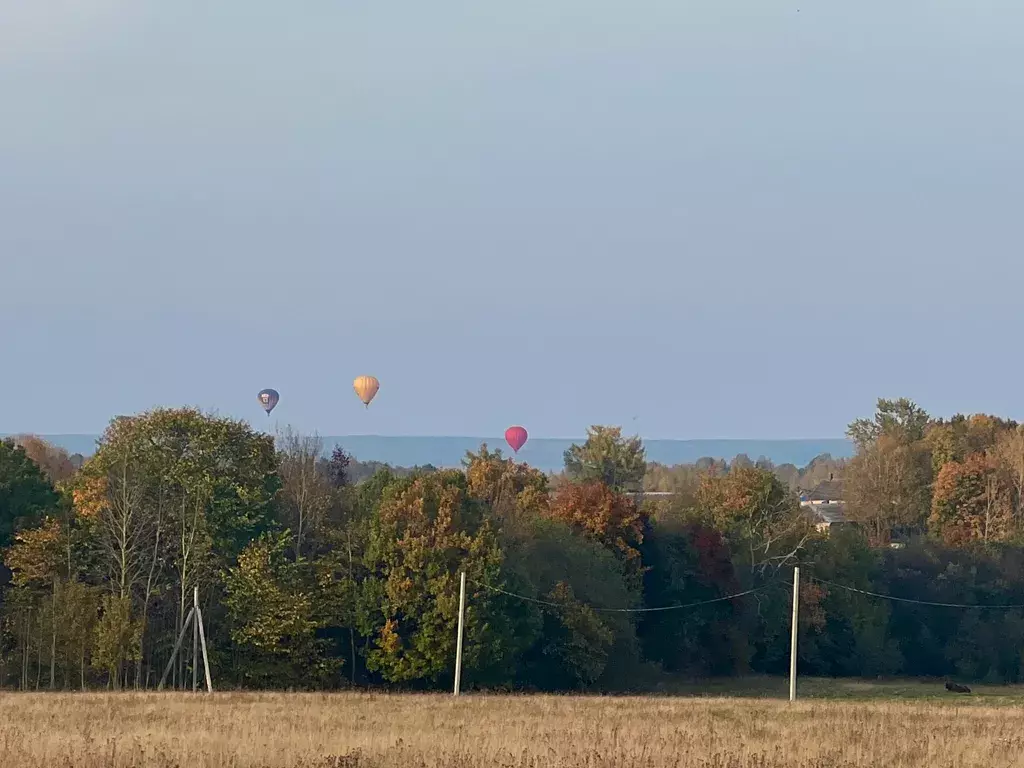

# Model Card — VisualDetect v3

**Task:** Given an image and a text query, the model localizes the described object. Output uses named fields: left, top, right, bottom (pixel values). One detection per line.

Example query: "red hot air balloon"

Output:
left=505, top=426, right=528, bottom=453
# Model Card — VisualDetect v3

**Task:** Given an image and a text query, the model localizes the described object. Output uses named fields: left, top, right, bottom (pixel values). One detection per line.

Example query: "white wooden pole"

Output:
left=789, top=566, right=800, bottom=702
left=192, top=586, right=199, bottom=693
left=196, top=606, right=213, bottom=693
left=158, top=608, right=195, bottom=690
left=453, top=571, right=466, bottom=696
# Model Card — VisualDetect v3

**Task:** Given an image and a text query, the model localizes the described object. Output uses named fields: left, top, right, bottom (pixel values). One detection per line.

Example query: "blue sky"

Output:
left=1, top=1, right=1021, bottom=439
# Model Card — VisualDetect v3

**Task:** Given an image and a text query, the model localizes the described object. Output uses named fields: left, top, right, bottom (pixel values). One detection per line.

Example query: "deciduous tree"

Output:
left=0, top=440, right=60, bottom=551
left=697, top=466, right=809, bottom=576
left=501, top=516, right=639, bottom=689
left=276, top=427, right=332, bottom=559
left=547, top=481, right=647, bottom=578
left=9, top=436, right=78, bottom=485
left=844, top=435, right=931, bottom=544
left=224, top=533, right=334, bottom=687
left=464, top=444, right=549, bottom=522
left=930, top=453, right=1013, bottom=545
left=361, top=471, right=506, bottom=684
left=993, top=427, right=1024, bottom=524
left=563, top=426, right=646, bottom=491
left=847, top=398, right=929, bottom=449
left=71, top=408, right=279, bottom=689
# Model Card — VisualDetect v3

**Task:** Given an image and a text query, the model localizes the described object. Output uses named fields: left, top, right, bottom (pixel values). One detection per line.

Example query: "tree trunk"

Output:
left=35, top=629, right=42, bottom=690
left=49, top=630, right=56, bottom=690
left=139, top=490, right=163, bottom=692
left=348, top=531, right=357, bottom=685
left=350, top=627, right=357, bottom=686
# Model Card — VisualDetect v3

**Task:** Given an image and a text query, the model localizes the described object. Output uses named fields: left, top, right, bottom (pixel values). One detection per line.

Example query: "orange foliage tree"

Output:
left=546, top=481, right=647, bottom=577
left=463, top=444, right=549, bottom=521
left=929, top=452, right=1013, bottom=545
left=9, top=435, right=78, bottom=486
left=697, top=466, right=809, bottom=575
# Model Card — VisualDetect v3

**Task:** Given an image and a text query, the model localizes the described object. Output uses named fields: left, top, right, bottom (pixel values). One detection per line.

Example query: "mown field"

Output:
left=1, top=680, right=1023, bottom=768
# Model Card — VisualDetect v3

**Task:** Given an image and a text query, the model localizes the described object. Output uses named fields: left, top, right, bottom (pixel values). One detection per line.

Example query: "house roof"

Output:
left=805, top=480, right=844, bottom=502
left=812, top=503, right=847, bottom=525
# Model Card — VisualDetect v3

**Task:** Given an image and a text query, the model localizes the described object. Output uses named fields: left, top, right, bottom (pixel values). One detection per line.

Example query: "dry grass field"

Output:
left=2, top=684, right=1023, bottom=768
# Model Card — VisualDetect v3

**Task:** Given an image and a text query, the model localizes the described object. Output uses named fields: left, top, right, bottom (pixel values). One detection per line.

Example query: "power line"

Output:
left=467, top=578, right=774, bottom=613
left=808, top=576, right=1024, bottom=610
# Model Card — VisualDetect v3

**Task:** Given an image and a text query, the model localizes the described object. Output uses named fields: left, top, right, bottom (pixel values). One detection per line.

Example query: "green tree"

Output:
left=92, top=594, right=141, bottom=689
left=795, top=527, right=899, bottom=677
left=634, top=518, right=749, bottom=671
left=72, top=408, right=280, bottom=690
left=501, top=516, right=640, bottom=689
left=360, top=470, right=506, bottom=685
left=847, top=398, right=929, bottom=449
left=60, top=581, right=100, bottom=690
left=224, top=532, right=335, bottom=687
left=4, top=517, right=67, bottom=689
left=638, top=517, right=747, bottom=676
left=563, top=426, right=646, bottom=491
left=311, top=449, right=376, bottom=686
left=0, top=440, right=60, bottom=551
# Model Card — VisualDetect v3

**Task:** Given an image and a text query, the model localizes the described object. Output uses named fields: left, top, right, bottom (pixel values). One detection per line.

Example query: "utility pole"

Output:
left=453, top=571, right=466, bottom=696
left=192, top=585, right=200, bottom=693
left=789, top=566, right=800, bottom=702
left=196, top=587, right=213, bottom=693
left=159, top=586, right=213, bottom=693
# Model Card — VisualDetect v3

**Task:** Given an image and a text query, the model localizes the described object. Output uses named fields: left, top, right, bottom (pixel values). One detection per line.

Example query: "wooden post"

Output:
left=192, top=586, right=199, bottom=693
left=22, top=609, right=30, bottom=691
left=196, top=606, right=213, bottom=693
left=158, top=608, right=194, bottom=690
left=789, top=566, right=800, bottom=702
left=453, top=571, right=466, bottom=696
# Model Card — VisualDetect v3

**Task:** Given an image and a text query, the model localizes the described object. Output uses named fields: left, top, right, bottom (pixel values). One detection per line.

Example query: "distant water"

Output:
left=8, top=434, right=854, bottom=472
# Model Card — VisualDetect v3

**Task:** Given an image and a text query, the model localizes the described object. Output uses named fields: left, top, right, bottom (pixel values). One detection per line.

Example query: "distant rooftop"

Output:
left=812, top=503, right=847, bottom=525
left=802, top=479, right=844, bottom=502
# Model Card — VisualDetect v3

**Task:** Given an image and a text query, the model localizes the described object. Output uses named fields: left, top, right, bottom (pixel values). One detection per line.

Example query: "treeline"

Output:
left=3, top=401, right=1024, bottom=691
left=644, top=452, right=843, bottom=497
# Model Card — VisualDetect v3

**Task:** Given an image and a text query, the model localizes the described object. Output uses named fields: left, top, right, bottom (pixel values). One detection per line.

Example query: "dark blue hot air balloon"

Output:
left=257, top=388, right=279, bottom=416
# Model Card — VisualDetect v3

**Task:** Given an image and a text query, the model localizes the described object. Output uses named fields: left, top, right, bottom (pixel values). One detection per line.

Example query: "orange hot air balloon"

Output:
left=353, top=375, right=380, bottom=407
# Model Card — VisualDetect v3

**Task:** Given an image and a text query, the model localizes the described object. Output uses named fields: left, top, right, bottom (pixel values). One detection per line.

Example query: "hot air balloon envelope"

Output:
left=505, top=426, right=528, bottom=453
left=258, top=389, right=280, bottom=415
left=353, top=375, right=380, bottom=407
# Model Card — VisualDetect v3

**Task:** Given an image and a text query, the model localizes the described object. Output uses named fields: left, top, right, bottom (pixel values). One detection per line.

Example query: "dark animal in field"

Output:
left=945, top=681, right=971, bottom=694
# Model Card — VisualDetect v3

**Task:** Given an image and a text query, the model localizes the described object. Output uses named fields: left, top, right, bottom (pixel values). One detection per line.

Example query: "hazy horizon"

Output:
left=4, top=2, right=1021, bottom=438
left=1, top=432, right=855, bottom=472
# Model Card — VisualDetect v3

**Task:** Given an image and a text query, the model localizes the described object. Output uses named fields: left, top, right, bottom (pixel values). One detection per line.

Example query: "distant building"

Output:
left=799, top=480, right=847, bottom=534
left=800, top=479, right=844, bottom=504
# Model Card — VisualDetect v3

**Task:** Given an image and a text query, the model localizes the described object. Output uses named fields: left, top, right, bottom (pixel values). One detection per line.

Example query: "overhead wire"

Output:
left=807, top=575, right=1024, bottom=610
left=469, top=571, right=1024, bottom=614
left=467, top=578, right=777, bottom=613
